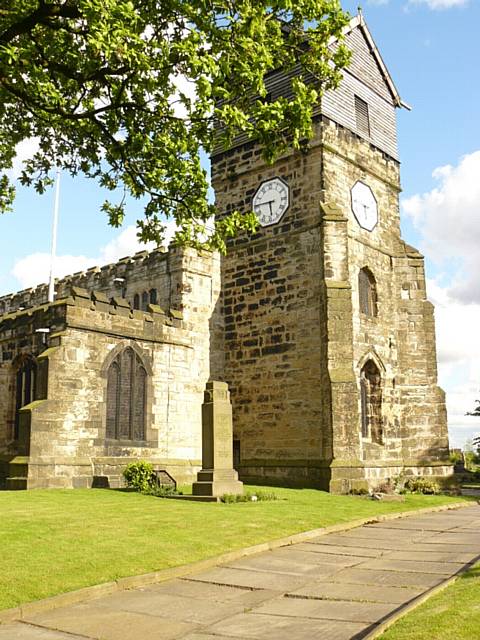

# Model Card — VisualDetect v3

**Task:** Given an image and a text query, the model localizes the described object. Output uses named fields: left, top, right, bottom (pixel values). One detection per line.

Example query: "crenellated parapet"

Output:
left=0, top=245, right=219, bottom=318
left=0, top=285, right=188, bottom=365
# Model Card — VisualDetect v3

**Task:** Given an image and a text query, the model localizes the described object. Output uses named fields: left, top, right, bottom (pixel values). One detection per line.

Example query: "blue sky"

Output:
left=1, top=0, right=479, bottom=447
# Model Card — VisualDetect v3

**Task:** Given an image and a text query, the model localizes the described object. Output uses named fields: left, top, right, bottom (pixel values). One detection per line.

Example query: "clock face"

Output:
left=252, top=177, right=289, bottom=227
left=351, top=181, right=378, bottom=231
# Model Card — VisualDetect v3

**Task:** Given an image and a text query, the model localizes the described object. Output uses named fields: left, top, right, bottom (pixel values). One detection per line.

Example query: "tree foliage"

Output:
left=465, top=400, right=480, bottom=456
left=466, top=400, right=480, bottom=418
left=0, top=0, right=351, bottom=251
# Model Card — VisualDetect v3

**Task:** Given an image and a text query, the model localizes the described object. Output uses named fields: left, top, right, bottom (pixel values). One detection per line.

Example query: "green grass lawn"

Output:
left=379, top=563, right=480, bottom=640
left=0, top=486, right=471, bottom=611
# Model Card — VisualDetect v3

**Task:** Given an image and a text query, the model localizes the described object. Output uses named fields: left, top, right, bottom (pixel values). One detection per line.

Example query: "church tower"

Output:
left=211, top=14, right=451, bottom=492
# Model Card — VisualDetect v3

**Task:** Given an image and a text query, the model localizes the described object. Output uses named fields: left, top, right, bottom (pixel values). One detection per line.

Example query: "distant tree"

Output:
left=0, top=0, right=351, bottom=251
left=466, top=399, right=480, bottom=417
left=466, top=398, right=480, bottom=453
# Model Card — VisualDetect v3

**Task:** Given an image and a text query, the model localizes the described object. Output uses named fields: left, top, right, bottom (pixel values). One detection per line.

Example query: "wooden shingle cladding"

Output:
left=322, top=23, right=400, bottom=159
left=212, top=16, right=402, bottom=161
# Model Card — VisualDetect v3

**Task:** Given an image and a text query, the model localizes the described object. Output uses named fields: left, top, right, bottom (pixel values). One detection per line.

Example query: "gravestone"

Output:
left=192, top=381, right=244, bottom=497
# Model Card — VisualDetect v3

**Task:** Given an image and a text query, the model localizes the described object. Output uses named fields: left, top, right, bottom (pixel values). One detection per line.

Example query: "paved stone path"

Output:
left=2, top=505, right=479, bottom=640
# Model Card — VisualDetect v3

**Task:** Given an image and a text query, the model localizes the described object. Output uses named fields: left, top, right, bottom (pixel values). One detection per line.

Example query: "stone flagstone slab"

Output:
left=363, top=520, right=463, bottom=532
left=187, top=567, right=309, bottom=591
left=0, top=624, right=88, bottom=640
left=273, top=547, right=369, bottom=567
left=303, top=541, right=383, bottom=557
left=339, top=528, right=428, bottom=541
left=331, top=567, right=445, bottom=589
left=423, top=532, right=480, bottom=545
left=403, top=542, right=480, bottom=554
left=23, top=606, right=197, bottom=640
left=287, top=581, right=423, bottom=605
left=225, top=553, right=345, bottom=577
left=253, top=595, right=398, bottom=623
left=387, top=549, right=479, bottom=564
left=308, top=534, right=415, bottom=550
left=67, top=590, right=246, bottom=626
left=364, top=558, right=463, bottom=575
left=207, top=611, right=368, bottom=640
left=145, top=579, right=276, bottom=607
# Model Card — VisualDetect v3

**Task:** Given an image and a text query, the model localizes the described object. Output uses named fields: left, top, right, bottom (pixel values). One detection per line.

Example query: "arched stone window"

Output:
left=360, top=360, right=383, bottom=444
left=358, top=268, right=377, bottom=317
left=149, top=288, right=158, bottom=305
left=133, top=294, right=140, bottom=310
left=14, top=354, right=37, bottom=440
left=106, top=347, right=147, bottom=441
left=141, top=291, right=149, bottom=310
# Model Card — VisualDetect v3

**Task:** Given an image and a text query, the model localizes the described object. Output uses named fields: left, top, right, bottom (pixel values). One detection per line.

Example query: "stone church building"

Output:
left=0, top=15, right=452, bottom=491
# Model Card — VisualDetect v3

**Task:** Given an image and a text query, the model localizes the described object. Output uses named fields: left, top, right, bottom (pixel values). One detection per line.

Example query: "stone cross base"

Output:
left=192, top=468, right=244, bottom=497
left=192, top=380, right=244, bottom=498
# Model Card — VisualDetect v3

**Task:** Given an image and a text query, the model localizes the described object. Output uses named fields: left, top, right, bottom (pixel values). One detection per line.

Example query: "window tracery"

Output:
left=106, top=347, right=147, bottom=441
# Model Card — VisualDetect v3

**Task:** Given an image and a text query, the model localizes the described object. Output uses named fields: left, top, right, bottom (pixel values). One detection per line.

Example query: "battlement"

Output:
left=0, top=284, right=187, bottom=356
left=0, top=245, right=218, bottom=317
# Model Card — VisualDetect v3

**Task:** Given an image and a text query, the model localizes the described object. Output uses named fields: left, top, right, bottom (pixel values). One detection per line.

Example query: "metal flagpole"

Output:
left=48, top=168, right=61, bottom=303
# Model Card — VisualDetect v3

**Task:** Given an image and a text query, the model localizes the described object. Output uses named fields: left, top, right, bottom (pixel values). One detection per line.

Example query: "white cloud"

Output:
left=6, top=138, right=40, bottom=181
left=170, top=74, right=198, bottom=120
left=403, top=151, right=480, bottom=448
left=408, top=0, right=468, bottom=9
left=12, top=253, right=97, bottom=290
left=426, top=279, right=480, bottom=448
left=99, top=225, right=157, bottom=264
left=11, top=222, right=177, bottom=290
left=403, top=150, right=480, bottom=304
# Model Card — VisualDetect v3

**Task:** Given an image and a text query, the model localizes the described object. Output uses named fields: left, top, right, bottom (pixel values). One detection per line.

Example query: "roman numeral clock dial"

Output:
left=351, top=181, right=378, bottom=231
left=252, top=177, right=290, bottom=227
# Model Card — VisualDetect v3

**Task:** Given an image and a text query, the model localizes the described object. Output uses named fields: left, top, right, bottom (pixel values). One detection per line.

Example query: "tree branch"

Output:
left=1, top=1, right=81, bottom=46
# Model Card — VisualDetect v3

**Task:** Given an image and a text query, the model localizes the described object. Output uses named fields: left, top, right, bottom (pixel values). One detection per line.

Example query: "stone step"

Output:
left=8, top=462, right=29, bottom=478
left=5, top=476, right=28, bottom=490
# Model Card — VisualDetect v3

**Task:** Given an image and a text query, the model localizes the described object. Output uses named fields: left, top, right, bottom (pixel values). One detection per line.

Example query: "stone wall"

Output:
left=0, top=247, right=220, bottom=489
left=212, top=120, right=332, bottom=487
left=211, top=111, right=451, bottom=491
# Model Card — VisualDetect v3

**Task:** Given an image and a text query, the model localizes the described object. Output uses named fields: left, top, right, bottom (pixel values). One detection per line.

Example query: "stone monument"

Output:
left=192, top=381, right=244, bottom=497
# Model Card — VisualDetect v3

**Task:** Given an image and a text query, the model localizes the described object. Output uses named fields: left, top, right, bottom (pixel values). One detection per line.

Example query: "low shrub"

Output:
left=122, top=461, right=156, bottom=492
left=404, top=477, right=439, bottom=495
left=449, top=451, right=463, bottom=465
left=144, top=484, right=182, bottom=497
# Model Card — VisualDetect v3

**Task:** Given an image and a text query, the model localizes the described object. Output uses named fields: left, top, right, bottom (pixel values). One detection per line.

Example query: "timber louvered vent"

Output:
left=355, top=95, right=370, bottom=137
left=106, top=347, right=147, bottom=441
